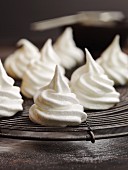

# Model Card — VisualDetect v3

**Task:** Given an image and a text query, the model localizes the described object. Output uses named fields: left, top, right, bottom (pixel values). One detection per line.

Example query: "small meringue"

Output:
left=4, top=39, right=40, bottom=79
left=54, top=27, right=84, bottom=69
left=40, top=39, right=65, bottom=74
left=21, top=39, right=67, bottom=98
left=70, top=49, right=120, bottom=110
left=29, top=65, right=87, bottom=127
left=0, top=60, right=23, bottom=117
left=97, top=35, right=128, bottom=85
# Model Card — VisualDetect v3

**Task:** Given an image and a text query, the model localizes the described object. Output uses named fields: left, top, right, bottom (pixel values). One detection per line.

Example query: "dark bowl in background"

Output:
left=71, top=22, right=128, bottom=58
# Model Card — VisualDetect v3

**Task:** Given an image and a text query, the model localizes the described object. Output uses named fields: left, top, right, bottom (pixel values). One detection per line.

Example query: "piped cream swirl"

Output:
left=54, top=27, right=84, bottom=69
left=70, top=49, right=120, bottom=110
left=0, top=60, right=23, bottom=117
left=4, top=39, right=40, bottom=79
left=29, top=65, right=87, bottom=127
left=97, top=35, right=128, bottom=85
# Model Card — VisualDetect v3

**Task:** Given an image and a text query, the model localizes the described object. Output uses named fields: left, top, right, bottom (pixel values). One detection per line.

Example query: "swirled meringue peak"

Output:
left=97, top=35, right=128, bottom=85
left=70, top=49, right=120, bottom=110
left=29, top=65, right=87, bottom=127
left=41, top=39, right=60, bottom=64
left=4, top=39, right=40, bottom=79
left=0, top=60, right=23, bottom=118
left=40, top=39, right=65, bottom=74
left=54, top=27, right=84, bottom=69
left=21, top=39, right=68, bottom=98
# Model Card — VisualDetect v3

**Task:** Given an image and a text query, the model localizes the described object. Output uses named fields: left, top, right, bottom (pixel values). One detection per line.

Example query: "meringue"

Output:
left=21, top=39, right=67, bottom=98
left=0, top=60, right=23, bottom=117
left=54, top=27, right=84, bottom=69
left=29, top=65, right=87, bottom=127
left=4, top=39, right=40, bottom=79
left=70, top=49, right=120, bottom=110
left=41, top=39, right=60, bottom=65
left=97, top=35, right=128, bottom=85
left=40, top=39, right=65, bottom=74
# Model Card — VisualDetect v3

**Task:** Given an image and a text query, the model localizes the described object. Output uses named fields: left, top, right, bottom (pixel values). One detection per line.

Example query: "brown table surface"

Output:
left=0, top=46, right=128, bottom=170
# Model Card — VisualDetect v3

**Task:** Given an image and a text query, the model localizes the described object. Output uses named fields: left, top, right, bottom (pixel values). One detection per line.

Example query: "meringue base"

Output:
left=75, top=93, right=119, bottom=110
left=29, top=105, right=87, bottom=127
left=83, top=103, right=118, bottom=110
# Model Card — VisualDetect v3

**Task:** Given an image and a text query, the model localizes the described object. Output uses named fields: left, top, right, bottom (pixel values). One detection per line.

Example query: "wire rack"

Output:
left=0, top=85, right=128, bottom=143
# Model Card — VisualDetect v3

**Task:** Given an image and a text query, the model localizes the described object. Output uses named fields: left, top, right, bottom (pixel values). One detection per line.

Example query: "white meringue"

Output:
left=97, top=35, right=128, bottom=85
left=29, top=65, right=87, bottom=127
left=70, top=49, right=120, bottom=110
left=54, top=27, right=84, bottom=69
left=21, top=39, right=67, bottom=98
left=40, top=39, right=65, bottom=74
left=4, top=39, right=40, bottom=79
left=0, top=60, right=23, bottom=117
left=41, top=39, right=60, bottom=64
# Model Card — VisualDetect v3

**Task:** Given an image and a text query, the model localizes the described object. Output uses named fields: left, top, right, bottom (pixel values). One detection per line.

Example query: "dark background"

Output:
left=0, top=0, right=128, bottom=44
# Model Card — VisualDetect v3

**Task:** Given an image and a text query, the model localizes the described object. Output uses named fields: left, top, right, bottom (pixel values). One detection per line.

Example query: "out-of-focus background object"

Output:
left=1, top=0, right=128, bottom=56
left=0, top=1, right=128, bottom=40
left=31, top=11, right=128, bottom=55
left=31, top=11, right=125, bottom=31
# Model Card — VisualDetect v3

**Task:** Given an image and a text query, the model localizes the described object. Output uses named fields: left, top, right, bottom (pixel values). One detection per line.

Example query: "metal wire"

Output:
left=0, top=85, right=127, bottom=142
